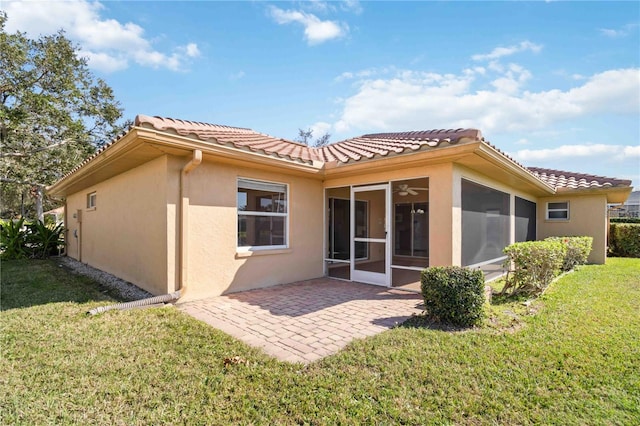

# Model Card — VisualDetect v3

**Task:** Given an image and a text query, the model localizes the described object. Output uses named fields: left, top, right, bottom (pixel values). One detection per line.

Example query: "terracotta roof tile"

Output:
left=316, top=128, right=483, bottom=163
left=50, top=115, right=633, bottom=195
left=527, top=167, right=632, bottom=189
left=135, top=114, right=315, bottom=164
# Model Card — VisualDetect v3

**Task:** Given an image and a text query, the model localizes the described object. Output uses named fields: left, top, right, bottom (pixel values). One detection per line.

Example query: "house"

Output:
left=47, top=115, right=633, bottom=300
left=609, top=190, right=640, bottom=218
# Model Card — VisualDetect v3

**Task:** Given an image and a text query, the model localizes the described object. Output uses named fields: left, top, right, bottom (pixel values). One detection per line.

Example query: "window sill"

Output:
left=86, top=207, right=96, bottom=212
left=235, top=248, right=292, bottom=258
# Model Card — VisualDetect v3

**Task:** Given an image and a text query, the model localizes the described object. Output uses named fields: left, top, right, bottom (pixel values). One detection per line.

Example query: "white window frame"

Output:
left=86, top=191, right=96, bottom=209
left=237, top=177, right=289, bottom=251
left=546, top=201, right=569, bottom=221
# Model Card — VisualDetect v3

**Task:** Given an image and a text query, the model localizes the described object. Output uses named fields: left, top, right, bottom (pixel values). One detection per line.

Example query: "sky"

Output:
left=3, top=0, right=640, bottom=188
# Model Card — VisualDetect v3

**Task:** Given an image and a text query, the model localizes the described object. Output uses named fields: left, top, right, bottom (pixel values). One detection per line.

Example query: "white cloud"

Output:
left=472, top=41, right=542, bottom=61
left=3, top=0, right=201, bottom=72
left=310, top=121, right=332, bottom=137
left=268, top=6, right=348, bottom=45
left=331, top=67, right=640, bottom=135
left=341, top=0, right=363, bottom=14
left=600, top=23, right=638, bottom=38
left=513, top=144, right=640, bottom=162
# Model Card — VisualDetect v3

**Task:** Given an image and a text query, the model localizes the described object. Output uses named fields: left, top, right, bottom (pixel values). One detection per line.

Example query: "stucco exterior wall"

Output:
left=180, top=159, right=324, bottom=300
left=65, top=156, right=170, bottom=295
left=537, top=194, right=608, bottom=264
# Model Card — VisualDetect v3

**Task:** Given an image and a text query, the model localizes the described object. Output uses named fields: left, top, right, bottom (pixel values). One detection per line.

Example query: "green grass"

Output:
left=1, top=258, right=639, bottom=424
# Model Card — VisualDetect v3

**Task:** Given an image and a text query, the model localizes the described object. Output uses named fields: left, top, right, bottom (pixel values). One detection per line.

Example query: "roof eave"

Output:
left=472, top=143, right=556, bottom=194
left=554, top=186, right=633, bottom=203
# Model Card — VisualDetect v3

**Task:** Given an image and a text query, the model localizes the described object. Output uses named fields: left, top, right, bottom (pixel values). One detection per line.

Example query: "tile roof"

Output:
left=135, top=115, right=318, bottom=163
left=136, top=115, right=485, bottom=165
left=527, top=167, right=632, bottom=190
left=315, top=129, right=483, bottom=163
left=50, top=114, right=633, bottom=195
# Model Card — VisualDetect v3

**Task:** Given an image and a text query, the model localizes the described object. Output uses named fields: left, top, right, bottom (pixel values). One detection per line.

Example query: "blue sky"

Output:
left=4, top=0, right=639, bottom=188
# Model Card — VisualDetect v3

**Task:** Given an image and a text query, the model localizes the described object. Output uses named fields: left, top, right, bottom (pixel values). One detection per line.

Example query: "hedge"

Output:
left=610, top=217, right=640, bottom=224
left=609, top=223, right=640, bottom=258
left=421, top=266, right=486, bottom=327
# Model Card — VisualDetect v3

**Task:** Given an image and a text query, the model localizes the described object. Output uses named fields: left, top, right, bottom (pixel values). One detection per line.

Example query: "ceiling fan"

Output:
left=394, top=184, right=429, bottom=196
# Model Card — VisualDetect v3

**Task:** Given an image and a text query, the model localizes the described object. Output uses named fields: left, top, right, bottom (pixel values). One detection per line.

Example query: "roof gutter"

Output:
left=178, top=149, right=203, bottom=299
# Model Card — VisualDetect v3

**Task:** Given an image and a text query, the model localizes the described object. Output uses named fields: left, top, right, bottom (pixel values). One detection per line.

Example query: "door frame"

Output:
left=350, top=183, right=391, bottom=286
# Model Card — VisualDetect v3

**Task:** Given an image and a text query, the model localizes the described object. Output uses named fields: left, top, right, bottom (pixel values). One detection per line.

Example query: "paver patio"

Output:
left=178, top=278, right=424, bottom=363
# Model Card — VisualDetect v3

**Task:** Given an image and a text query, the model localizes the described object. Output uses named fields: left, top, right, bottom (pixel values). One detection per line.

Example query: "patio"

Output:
left=178, top=278, right=424, bottom=363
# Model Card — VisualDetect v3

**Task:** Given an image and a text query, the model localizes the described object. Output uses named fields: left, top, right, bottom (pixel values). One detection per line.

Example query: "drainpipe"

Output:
left=178, top=150, right=203, bottom=299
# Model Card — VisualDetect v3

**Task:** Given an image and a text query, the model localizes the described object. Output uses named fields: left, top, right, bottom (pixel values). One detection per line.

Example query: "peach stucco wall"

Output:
left=537, top=194, right=608, bottom=264
left=65, top=156, right=170, bottom=295
left=179, top=160, right=324, bottom=300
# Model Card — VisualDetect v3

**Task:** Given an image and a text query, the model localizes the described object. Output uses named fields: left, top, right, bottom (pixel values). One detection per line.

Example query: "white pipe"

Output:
left=178, top=150, right=202, bottom=299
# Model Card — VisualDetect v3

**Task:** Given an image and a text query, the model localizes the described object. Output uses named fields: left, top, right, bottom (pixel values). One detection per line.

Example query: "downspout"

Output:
left=178, top=149, right=203, bottom=300
left=87, top=150, right=202, bottom=316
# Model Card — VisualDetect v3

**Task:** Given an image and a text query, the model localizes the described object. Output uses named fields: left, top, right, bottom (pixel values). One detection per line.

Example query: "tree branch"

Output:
left=0, top=177, right=45, bottom=187
left=0, top=139, right=74, bottom=158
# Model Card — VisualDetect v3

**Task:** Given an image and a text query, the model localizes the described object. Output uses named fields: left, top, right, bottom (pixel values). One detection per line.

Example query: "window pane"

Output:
left=237, top=183, right=287, bottom=214
left=461, top=180, right=510, bottom=266
left=238, top=215, right=286, bottom=247
left=548, top=202, right=567, bottom=210
left=548, top=210, right=568, bottom=219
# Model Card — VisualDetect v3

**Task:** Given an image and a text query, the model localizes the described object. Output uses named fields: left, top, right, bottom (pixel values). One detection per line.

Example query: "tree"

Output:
left=0, top=12, right=129, bottom=219
left=295, top=128, right=331, bottom=147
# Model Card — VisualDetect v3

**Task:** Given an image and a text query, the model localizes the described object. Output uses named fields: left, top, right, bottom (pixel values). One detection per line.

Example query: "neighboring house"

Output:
left=609, top=190, right=639, bottom=218
left=47, top=115, right=632, bottom=300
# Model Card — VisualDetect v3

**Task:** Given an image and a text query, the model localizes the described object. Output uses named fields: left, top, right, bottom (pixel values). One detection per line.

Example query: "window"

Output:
left=237, top=178, right=288, bottom=249
left=86, top=192, right=96, bottom=209
left=546, top=201, right=569, bottom=220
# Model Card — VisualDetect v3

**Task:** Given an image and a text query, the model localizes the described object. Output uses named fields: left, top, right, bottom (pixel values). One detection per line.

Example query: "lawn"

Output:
left=1, top=258, right=639, bottom=425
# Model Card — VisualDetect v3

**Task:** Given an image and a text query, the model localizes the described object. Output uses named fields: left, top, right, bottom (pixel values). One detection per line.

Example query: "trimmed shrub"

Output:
left=421, top=266, right=486, bottom=327
left=545, top=236, right=593, bottom=271
left=609, top=223, right=640, bottom=258
left=502, top=241, right=566, bottom=296
left=610, top=217, right=640, bottom=224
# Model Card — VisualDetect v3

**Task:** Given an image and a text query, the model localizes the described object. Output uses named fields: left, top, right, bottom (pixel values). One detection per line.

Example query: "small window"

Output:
left=237, top=178, right=288, bottom=250
left=87, top=192, right=96, bottom=209
left=546, top=201, right=569, bottom=220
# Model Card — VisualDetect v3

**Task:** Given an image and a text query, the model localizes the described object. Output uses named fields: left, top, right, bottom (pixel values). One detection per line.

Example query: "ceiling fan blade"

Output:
left=409, top=187, right=429, bottom=191
left=407, top=189, right=418, bottom=195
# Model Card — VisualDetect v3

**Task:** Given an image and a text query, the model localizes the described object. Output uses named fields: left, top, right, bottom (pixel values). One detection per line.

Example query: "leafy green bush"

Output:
left=26, top=221, right=65, bottom=258
left=421, top=266, right=486, bottom=327
left=610, top=217, right=640, bottom=224
left=0, top=218, right=29, bottom=260
left=609, top=223, right=640, bottom=258
left=0, top=219, right=65, bottom=259
left=545, top=236, right=593, bottom=271
left=502, top=241, right=566, bottom=296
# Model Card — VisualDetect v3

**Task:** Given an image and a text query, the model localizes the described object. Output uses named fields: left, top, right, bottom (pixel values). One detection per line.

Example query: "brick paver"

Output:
left=178, top=278, right=423, bottom=363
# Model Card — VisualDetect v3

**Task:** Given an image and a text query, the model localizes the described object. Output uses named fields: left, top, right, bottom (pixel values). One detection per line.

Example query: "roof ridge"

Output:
left=360, top=128, right=483, bottom=141
left=527, top=166, right=632, bottom=188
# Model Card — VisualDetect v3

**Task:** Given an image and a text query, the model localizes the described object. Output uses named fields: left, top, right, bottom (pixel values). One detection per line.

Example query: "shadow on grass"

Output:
left=398, top=314, right=472, bottom=332
left=0, top=258, right=118, bottom=311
